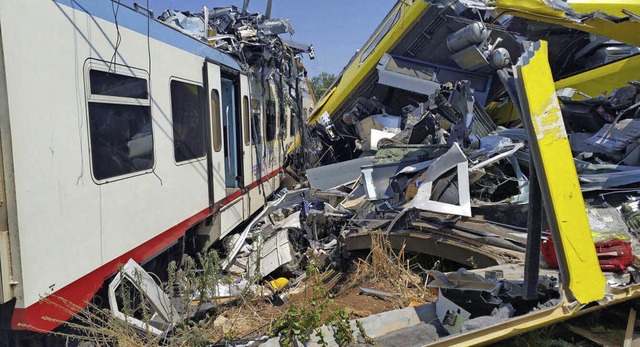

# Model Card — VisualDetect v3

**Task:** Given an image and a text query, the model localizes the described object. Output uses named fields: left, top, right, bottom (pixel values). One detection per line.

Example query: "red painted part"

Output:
left=541, top=236, right=634, bottom=271
left=212, top=167, right=283, bottom=213
left=10, top=167, right=283, bottom=332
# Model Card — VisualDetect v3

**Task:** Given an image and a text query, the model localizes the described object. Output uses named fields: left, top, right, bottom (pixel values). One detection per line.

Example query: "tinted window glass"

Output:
left=289, top=111, right=297, bottom=137
left=89, top=70, right=148, bottom=99
left=251, top=99, right=262, bottom=145
left=243, top=96, right=250, bottom=146
left=89, top=103, right=153, bottom=180
left=211, top=90, right=222, bottom=152
left=170, top=81, right=205, bottom=162
left=360, top=8, right=401, bottom=63
left=266, top=99, right=277, bottom=141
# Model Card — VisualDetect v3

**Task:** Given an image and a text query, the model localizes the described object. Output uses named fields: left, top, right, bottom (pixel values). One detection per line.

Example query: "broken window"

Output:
left=251, top=99, right=262, bottom=145
left=170, top=80, right=205, bottom=163
left=243, top=96, right=250, bottom=146
left=211, top=89, right=222, bottom=152
left=359, top=5, right=401, bottom=64
left=289, top=111, right=297, bottom=137
left=266, top=99, right=277, bottom=141
left=87, top=67, right=153, bottom=181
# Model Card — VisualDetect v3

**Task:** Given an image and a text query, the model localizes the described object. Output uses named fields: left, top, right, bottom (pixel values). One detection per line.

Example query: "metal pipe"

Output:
left=203, top=6, right=208, bottom=36
left=523, top=158, right=543, bottom=300
left=265, top=0, right=272, bottom=19
left=241, top=0, right=250, bottom=14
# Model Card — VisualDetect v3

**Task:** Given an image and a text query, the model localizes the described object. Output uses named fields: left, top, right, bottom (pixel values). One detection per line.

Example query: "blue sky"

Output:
left=121, top=0, right=396, bottom=77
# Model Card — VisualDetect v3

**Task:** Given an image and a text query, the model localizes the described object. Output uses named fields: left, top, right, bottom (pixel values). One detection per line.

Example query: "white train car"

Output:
left=0, top=0, right=305, bottom=334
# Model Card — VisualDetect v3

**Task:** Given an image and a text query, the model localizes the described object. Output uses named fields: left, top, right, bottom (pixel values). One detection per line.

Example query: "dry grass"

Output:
left=27, top=296, right=152, bottom=347
left=35, top=233, right=433, bottom=345
left=342, top=232, right=435, bottom=308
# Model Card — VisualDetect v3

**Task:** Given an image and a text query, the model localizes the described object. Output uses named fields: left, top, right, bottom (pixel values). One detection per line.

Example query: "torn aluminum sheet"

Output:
left=258, top=18, right=294, bottom=36
left=362, top=146, right=448, bottom=200
left=578, top=167, right=640, bottom=192
left=369, top=129, right=400, bottom=151
left=376, top=53, right=440, bottom=96
left=587, top=206, right=631, bottom=243
left=273, top=211, right=302, bottom=230
left=436, top=288, right=471, bottom=335
left=246, top=229, right=294, bottom=278
left=411, top=143, right=471, bottom=217
left=108, top=259, right=177, bottom=336
left=460, top=304, right=514, bottom=333
left=354, top=114, right=402, bottom=144
left=222, top=189, right=315, bottom=270
left=469, top=142, right=524, bottom=172
left=306, top=156, right=373, bottom=191
left=583, top=119, right=640, bottom=152
left=160, top=10, right=206, bottom=38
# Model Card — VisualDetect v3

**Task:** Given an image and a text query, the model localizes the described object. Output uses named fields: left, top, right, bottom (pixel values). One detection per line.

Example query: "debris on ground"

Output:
left=91, top=0, right=640, bottom=346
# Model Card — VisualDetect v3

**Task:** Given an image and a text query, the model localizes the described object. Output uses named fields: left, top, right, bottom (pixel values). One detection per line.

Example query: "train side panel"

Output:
left=0, top=0, right=212, bottom=329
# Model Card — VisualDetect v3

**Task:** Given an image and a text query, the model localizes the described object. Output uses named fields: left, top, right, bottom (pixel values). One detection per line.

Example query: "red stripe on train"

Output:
left=11, top=167, right=282, bottom=332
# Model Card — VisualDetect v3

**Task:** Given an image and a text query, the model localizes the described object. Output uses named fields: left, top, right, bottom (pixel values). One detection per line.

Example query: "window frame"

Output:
left=243, top=96, right=250, bottom=146
left=169, top=77, right=207, bottom=165
left=250, top=98, right=263, bottom=146
left=211, top=89, right=223, bottom=152
left=358, top=5, right=402, bottom=65
left=84, top=59, right=155, bottom=184
left=289, top=110, right=297, bottom=137
left=265, top=99, right=277, bottom=142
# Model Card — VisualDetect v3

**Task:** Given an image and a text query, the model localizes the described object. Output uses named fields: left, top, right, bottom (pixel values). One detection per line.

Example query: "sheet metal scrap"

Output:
left=158, top=4, right=313, bottom=96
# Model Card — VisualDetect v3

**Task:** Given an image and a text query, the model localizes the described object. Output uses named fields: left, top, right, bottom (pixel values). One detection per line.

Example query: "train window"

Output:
left=243, top=96, right=250, bottom=146
left=302, top=108, right=309, bottom=121
left=90, top=70, right=148, bottom=99
left=279, top=105, right=286, bottom=133
left=359, top=5, right=401, bottom=64
left=289, top=111, right=297, bottom=137
left=170, top=81, right=205, bottom=163
left=88, top=103, right=153, bottom=181
left=266, top=99, right=277, bottom=141
left=251, top=99, right=262, bottom=145
left=211, top=89, right=222, bottom=152
left=87, top=68, right=153, bottom=182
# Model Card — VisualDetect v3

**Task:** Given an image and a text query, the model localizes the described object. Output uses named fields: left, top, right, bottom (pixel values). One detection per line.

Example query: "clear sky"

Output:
left=120, top=0, right=396, bottom=77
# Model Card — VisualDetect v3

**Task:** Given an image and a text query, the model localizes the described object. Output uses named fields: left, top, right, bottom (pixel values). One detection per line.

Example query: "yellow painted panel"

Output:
left=516, top=41, right=605, bottom=304
left=555, top=54, right=640, bottom=97
left=491, top=54, right=640, bottom=125
left=308, top=1, right=430, bottom=125
left=492, top=0, right=640, bottom=46
left=568, top=0, right=640, bottom=17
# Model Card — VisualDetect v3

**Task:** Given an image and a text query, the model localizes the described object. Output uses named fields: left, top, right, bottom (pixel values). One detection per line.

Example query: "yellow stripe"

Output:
left=308, top=1, right=430, bottom=125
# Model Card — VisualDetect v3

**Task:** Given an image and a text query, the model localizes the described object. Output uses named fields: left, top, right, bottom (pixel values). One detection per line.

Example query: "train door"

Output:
left=221, top=76, right=243, bottom=190
left=239, top=75, right=252, bottom=188
left=205, top=62, right=225, bottom=204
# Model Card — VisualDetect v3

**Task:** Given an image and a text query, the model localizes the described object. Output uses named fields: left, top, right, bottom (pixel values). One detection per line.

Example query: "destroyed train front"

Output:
left=299, top=0, right=640, bottom=345
left=2, top=0, right=640, bottom=345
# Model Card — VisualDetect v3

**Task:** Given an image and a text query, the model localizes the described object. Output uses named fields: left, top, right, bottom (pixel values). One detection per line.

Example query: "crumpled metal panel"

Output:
left=412, top=143, right=471, bottom=217
left=491, top=0, right=640, bottom=47
left=515, top=40, right=605, bottom=304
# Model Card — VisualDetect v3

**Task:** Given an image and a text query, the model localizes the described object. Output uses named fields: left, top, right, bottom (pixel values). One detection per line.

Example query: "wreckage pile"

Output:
left=76, top=2, right=640, bottom=346
left=158, top=5, right=313, bottom=86
left=99, top=80, right=640, bottom=345
left=286, top=79, right=640, bottom=340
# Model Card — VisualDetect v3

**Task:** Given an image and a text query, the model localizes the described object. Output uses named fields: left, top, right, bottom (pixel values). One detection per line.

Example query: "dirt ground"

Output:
left=207, top=276, right=410, bottom=342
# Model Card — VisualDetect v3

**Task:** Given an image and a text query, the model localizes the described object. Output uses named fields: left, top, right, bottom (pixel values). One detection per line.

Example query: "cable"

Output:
left=109, top=1, right=122, bottom=72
